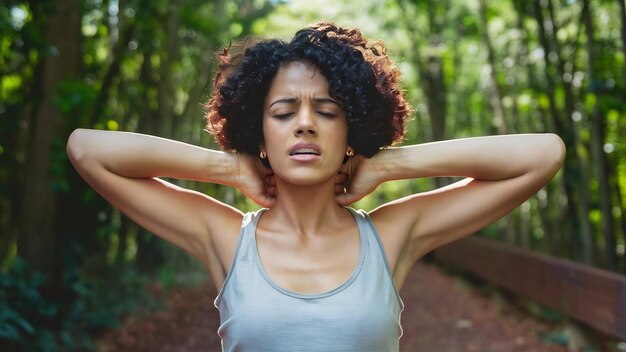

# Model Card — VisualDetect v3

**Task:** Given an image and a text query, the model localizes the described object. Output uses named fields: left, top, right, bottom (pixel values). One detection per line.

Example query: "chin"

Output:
left=283, top=176, right=327, bottom=186
left=278, top=171, right=335, bottom=187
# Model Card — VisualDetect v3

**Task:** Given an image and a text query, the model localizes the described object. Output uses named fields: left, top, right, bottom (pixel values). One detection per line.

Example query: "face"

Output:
left=262, top=61, right=348, bottom=186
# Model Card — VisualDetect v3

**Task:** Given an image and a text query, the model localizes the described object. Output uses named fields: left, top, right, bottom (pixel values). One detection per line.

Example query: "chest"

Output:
left=255, top=228, right=361, bottom=295
left=218, top=290, right=402, bottom=352
left=216, top=231, right=403, bottom=352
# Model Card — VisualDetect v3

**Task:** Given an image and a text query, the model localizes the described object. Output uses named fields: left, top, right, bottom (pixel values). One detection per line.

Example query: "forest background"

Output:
left=1, top=0, right=625, bottom=349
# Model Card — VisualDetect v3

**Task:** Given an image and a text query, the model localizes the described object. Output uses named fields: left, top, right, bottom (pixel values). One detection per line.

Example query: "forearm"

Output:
left=67, top=129, right=235, bottom=185
left=377, top=134, right=565, bottom=182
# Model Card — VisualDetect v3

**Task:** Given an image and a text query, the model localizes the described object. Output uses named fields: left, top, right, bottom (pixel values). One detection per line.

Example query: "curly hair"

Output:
left=205, top=22, right=410, bottom=158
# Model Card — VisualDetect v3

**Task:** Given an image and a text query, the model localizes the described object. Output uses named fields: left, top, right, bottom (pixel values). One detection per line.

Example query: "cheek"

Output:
left=261, top=120, right=288, bottom=158
left=262, top=118, right=278, bottom=144
left=327, top=124, right=349, bottom=159
left=332, top=120, right=349, bottom=145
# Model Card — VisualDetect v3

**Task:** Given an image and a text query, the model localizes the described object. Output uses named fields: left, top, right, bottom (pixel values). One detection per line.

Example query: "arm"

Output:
left=339, top=134, right=565, bottom=282
left=66, top=129, right=272, bottom=285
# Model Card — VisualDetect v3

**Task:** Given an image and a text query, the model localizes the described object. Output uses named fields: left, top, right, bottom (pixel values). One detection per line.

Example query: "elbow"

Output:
left=549, top=133, right=566, bottom=166
left=66, top=128, right=91, bottom=166
left=542, top=133, right=566, bottom=176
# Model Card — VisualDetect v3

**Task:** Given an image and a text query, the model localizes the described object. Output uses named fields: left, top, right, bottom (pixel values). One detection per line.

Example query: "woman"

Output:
left=67, top=22, right=565, bottom=351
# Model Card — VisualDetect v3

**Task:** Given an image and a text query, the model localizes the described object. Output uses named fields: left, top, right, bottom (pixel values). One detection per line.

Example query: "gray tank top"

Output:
left=214, top=207, right=404, bottom=351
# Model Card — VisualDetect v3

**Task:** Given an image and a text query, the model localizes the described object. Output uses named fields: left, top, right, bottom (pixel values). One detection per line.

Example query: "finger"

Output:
left=336, top=188, right=365, bottom=206
left=257, top=193, right=276, bottom=208
left=335, top=193, right=354, bottom=206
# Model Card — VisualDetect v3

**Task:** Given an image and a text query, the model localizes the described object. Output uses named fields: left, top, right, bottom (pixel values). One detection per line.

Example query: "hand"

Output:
left=335, top=153, right=384, bottom=206
left=233, top=153, right=276, bottom=208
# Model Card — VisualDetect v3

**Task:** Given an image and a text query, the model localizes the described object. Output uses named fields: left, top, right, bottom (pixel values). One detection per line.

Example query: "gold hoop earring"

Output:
left=260, top=151, right=267, bottom=159
left=346, top=149, right=354, bottom=157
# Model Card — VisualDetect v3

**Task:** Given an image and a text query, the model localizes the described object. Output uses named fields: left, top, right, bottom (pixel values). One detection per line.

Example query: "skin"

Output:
left=66, top=60, right=565, bottom=295
left=257, top=62, right=359, bottom=293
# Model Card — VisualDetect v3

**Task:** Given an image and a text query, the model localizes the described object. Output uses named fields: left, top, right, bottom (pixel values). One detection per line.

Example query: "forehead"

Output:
left=266, top=61, right=330, bottom=96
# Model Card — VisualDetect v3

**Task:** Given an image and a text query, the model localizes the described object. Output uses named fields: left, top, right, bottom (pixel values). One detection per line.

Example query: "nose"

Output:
left=293, top=108, right=317, bottom=137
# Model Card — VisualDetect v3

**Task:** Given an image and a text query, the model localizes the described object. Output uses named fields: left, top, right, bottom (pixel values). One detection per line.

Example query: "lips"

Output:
left=288, top=143, right=321, bottom=156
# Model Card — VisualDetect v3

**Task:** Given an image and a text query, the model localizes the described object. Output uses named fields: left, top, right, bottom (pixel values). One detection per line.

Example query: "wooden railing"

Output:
left=434, top=236, right=626, bottom=341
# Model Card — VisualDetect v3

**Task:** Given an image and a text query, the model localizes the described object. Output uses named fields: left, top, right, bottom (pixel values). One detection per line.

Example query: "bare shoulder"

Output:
left=368, top=200, right=422, bottom=276
left=205, top=205, right=245, bottom=260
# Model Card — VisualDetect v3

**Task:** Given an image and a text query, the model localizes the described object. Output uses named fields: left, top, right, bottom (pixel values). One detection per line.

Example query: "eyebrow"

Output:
left=268, top=97, right=341, bottom=109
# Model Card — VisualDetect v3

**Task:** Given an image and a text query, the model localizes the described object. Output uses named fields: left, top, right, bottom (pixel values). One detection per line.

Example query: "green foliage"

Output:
left=0, top=259, right=55, bottom=342
left=0, top=255, right=172, bottom=351
left=1, top=0, right=626, bottom=345
left=0, top=259, right=65, bottom=351
left=53, top=78, right=98, bottom=117
left=71, top=266, right=163, bottom=330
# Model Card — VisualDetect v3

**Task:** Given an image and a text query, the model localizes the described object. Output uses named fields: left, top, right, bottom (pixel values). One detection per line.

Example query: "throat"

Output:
left=255, top=216, right=361, bottom=295
left=258, top=231, right=360, bottom=295
left=268, top=174, right=349, bottom=235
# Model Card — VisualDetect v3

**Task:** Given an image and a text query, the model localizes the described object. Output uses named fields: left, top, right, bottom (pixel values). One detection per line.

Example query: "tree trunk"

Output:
left=480, top=0, right=517, bottom=242
left=397, top=0, right=447, bottom=144
left=612, top=165, right=626, bottom=273
left=156, top=3, right=179, bottom=138
left=397, top=0, right=448, bottom=189
left=115, top=212, right=131, bottom=264
left=581, top=0, right=618, bottom=271
left=547, top=0, right=596, bottom=263
left=510, top=1, right=555, bottom=249
left=532, top=0, right=594, bottom=264
left=136, top=46, right=157, bottom=134
left=478, top=0, right=507, bottom=135
left=88, top=19, right=136, bottom=126
left=17, top=0, right=83, bottom=279
left=176, top=0, right=226, bottom=142
left=618, top=0, right=626, bottom=81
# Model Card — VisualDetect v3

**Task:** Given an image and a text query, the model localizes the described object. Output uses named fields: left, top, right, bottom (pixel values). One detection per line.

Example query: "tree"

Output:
left=582, top=0, right=618, bottom=270
left=17, top=0, right=83, bottom=288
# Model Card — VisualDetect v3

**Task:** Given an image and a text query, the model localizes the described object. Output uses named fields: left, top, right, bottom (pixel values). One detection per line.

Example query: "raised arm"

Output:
left=339, top=133, right=565, bottom=286
left=66, top=129, right=271, bottom=287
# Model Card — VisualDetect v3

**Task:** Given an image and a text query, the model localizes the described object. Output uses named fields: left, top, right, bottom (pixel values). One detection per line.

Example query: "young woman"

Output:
left=67, top=22, right=565, bottom=351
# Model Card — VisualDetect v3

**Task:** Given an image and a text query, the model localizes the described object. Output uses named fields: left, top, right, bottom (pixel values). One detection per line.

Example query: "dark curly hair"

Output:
left=205, top=22, right=410, bottom=158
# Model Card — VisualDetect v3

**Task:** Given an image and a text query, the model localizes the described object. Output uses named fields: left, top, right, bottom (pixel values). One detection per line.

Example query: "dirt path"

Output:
left=96, top=262, right=565, bottom=351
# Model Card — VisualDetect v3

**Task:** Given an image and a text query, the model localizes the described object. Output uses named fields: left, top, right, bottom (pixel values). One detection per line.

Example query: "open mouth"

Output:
left=288, top=143, right=321, bottom=157
left=289, top=148, right=321, bottom=156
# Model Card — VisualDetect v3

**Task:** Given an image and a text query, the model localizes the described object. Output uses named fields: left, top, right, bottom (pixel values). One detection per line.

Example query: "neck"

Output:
left=265, top=178, right=346, bottom=236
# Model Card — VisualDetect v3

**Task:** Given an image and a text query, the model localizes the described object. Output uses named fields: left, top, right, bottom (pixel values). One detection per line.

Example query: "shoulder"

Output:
left=368, top=201, right=420, bottom=242
left=358, top=206, right=412, bottom=270
left=200, top=206, right=248, bottom=284
left=205, top=206, right=248, bottom=255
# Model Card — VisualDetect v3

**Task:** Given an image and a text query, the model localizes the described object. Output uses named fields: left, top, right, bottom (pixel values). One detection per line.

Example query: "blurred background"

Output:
left=0, top=0, right=624, bottom=350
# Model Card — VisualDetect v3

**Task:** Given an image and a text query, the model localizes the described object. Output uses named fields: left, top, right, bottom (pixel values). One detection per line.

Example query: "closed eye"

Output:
left=318, top=111, right=337, bottom=118
left=272, top=113, right=294, bottom=120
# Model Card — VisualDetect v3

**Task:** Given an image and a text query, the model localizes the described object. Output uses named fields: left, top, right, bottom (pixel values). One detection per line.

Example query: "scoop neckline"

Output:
left=251, top=207, right=366, bottom=300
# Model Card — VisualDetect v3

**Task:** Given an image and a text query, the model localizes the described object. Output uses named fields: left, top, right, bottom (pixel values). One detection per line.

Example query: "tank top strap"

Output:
left=214, top=208, right=266, bottom=307
left=215, top=207, right=404, bottom=351
left=346, top=207, right=404, bottom=310
left=346, top=207, right=392, bottom=272
left=239, top=208, right=266, bottom=246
